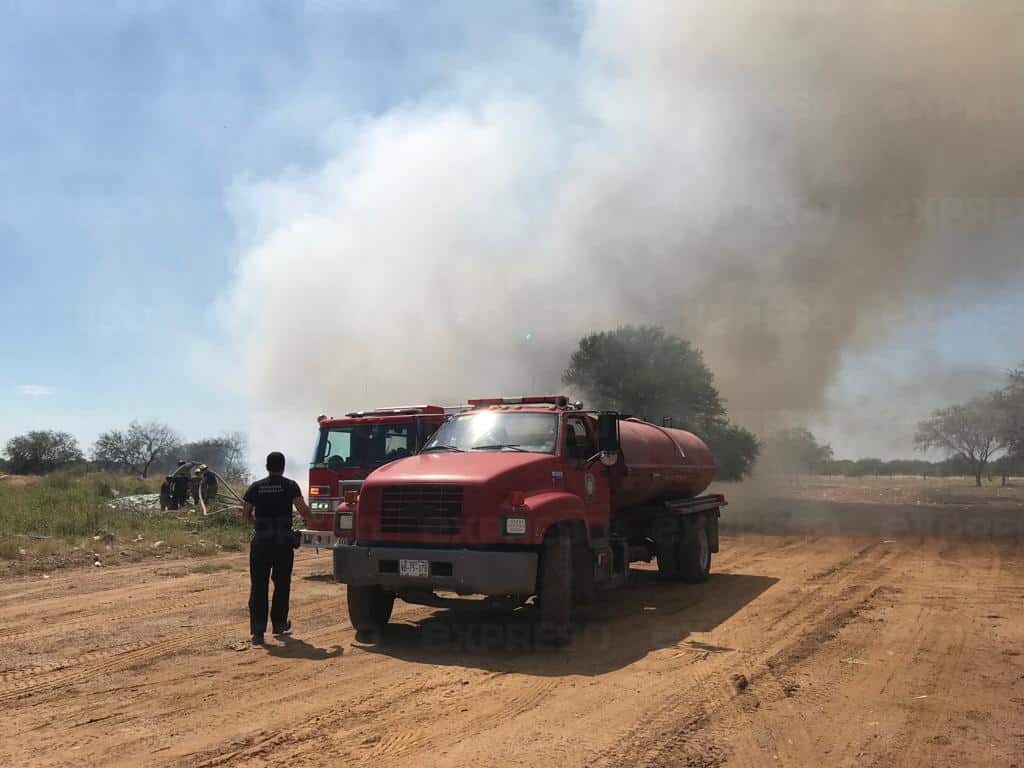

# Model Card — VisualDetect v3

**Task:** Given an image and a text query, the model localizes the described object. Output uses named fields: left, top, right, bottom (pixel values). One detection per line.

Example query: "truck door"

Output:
left=562, top=415, right=611, bottom=538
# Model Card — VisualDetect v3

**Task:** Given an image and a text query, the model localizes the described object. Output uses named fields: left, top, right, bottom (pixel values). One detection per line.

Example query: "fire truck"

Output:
left=299, top=405, right=454, bottom=550
left=332, top=395, right=725, bottom=643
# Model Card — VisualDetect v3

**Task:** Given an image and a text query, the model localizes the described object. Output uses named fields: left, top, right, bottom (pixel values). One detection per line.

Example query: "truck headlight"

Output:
left=504, top=516, right=527, bottom=535
left=336, top=512, right=354, bottom=531
left=311, top=501, right=331, bottom=511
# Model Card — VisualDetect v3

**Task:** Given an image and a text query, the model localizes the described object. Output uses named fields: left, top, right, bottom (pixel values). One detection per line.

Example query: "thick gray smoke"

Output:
left=224, top=1, right=1024, bottom=467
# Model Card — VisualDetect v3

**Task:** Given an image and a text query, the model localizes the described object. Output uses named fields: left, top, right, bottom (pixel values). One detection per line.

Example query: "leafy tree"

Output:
left=563, top=325, right=758, bottom=479
left=761, top=428, right=834, bottom=474
left=3, top=430, right=83, bottom=474
left=563, top=325, right=724, bottom=430
left=93, top=421, right=181, bottom=478
left=704, top=422, right=761, bottom=481
left=914, top=395, right=1006, bottom=486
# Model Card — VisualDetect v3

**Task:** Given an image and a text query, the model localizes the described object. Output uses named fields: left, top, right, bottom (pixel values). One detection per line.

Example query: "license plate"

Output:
left=399, top=559, right=429, bottom=578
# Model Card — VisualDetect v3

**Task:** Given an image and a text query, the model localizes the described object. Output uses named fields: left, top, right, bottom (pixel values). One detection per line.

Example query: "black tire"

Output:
left=655, top=536, right=683, bottom=580
left=347, top=585, right=395, bottom=635
left=538, top=528, right=573, bottom=645
left=679, top=522, right=712, bottom=584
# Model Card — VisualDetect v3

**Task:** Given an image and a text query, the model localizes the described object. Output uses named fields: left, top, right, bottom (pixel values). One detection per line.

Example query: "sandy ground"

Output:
left=2, top=485, right=1023, bottom=767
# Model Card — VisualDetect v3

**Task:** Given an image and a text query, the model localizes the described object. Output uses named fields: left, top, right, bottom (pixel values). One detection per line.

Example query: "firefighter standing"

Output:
left=242, top=452, right=310, bottom=645
left=198, top=464, right=218, bottom=503
left=159, top=476, right=172, bottom=511
left=170, top=461, right=191, bottom=509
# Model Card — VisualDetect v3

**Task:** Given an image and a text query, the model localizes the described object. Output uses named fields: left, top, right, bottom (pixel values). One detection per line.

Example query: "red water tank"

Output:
left=611, top=418, right=717, bottom=509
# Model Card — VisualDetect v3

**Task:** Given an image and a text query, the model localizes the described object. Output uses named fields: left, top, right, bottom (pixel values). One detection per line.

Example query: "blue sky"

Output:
left=2, top=2, right=1022, bottom=463
left=0, top=1, right=579, bottom=451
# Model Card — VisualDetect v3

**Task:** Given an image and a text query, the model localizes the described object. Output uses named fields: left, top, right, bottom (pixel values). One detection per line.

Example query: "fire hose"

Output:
left=167, top=465, right=303, bottom=547
left=168, top=464, right=244, bottom=517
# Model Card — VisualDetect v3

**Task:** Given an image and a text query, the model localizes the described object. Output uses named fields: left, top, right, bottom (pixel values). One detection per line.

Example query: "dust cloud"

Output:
left=222, top=1, right=1024, bottom=467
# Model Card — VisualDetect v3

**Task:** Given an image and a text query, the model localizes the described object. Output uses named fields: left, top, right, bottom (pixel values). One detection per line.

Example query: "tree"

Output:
left=761, top=428, right=834, bottom=474
left=996, top=365, right=1024, bottom=457
left=704, top=422, right=761, bottom=481
left=563, top=325, right=725, bottom=431
left=990, top=454, right=1022, bottom=487
left=3, top=430, right=83, bottom=474
left=93, top=421, right=181, bottom=478
left=563, top=325, right=759, bottom=480
left=914, top=396, right=1005, bottom=486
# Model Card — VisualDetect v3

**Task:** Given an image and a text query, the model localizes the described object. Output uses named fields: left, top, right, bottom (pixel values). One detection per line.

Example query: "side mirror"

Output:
left=597, top=411, right=620, bottom=453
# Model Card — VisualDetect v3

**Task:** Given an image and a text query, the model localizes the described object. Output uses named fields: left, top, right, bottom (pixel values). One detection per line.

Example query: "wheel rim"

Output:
left=697, top=528, right=710, bottom=572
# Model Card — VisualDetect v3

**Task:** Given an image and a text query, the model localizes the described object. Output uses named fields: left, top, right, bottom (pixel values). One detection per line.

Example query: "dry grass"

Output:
left=0, top=469, right=252, bottom=573
left=721, top=473, right=1024, bottom=507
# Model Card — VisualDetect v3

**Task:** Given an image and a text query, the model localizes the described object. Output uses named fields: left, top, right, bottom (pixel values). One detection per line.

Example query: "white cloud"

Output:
left=16, top=385, right=56, bottom=397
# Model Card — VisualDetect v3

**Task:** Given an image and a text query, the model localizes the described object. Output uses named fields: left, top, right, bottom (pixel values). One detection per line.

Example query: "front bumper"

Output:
left=333, top=543, right=538, bottom=596
left=299, top=529, right=341, bottom=550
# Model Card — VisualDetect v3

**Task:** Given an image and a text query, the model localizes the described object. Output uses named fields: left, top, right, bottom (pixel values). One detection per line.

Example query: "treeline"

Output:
left=821, top=455, right=1022, bottom=481
left=758, top=365, right=1024, bottom=485
left=2, top=423, right=248, bottom=481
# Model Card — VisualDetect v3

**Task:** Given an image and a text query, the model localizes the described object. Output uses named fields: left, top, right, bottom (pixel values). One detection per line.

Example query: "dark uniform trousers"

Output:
left=249, top=526, right=295, bottom=635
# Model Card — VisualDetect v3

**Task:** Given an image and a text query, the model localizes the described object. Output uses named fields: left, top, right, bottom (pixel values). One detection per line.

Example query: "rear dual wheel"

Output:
left=679, top=524, right=711, bottom=583
left=656, top=519, right=711, bottom=584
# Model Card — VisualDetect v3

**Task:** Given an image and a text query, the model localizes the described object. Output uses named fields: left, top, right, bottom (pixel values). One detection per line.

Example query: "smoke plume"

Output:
left=224, top=1, right=1024, bottom=466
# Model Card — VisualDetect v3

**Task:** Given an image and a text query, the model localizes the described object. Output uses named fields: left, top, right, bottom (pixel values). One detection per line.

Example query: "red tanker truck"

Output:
left=300, top=405, right=451, bottom=550
left=332, top=395, right=726, bottom=642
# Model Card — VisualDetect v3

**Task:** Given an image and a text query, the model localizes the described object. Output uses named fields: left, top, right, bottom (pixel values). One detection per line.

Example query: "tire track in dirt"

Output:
left=0, top=628, right=235, bottom=704
left=0, top=593, right=222, bottom=646
left=5, top=534, right=1019, bottom=768
left=592, top=538, right=903, bottom=767
left=181, top=659, right=474, bottom=768
left=886, top=540, right=1002, bottom=768
left=0, top=554, right=246, bottom=605
left=540, top=538, right=901, bottom=768
left=174, top=541, right=781, bottom=768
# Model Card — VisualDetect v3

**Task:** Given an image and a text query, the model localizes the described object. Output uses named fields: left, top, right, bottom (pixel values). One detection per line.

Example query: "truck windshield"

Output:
left=312, top=424, right=416, bottom=470
left=424, top=411, right=558, bottom=454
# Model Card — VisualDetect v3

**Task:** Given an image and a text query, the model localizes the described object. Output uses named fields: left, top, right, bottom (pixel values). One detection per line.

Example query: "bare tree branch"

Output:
left=915, top=395, right=1006, bottom=486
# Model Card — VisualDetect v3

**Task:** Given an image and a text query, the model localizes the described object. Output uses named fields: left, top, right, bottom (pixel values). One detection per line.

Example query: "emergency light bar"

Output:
left=344, top=405, right=445, bottom=417
left=468, top=395, right=575, bottom=408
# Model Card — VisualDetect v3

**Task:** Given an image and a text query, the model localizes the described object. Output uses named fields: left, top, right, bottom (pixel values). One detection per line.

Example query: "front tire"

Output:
left=538, top=528, right=573, bottom=645
left=347, top=585, right=395, bottom=635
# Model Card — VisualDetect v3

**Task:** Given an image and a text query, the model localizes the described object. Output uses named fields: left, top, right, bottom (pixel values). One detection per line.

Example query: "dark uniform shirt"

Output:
left=243, top=475, right=302, bottom=542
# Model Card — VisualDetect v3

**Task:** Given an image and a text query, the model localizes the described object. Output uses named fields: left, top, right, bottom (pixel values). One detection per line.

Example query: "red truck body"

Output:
left=333, top=396, right=726, bottom=641
left=298, top=406, right=449, bottom=550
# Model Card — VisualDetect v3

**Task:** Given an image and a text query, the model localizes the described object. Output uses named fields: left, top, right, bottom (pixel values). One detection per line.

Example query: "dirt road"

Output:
left=2, top=533, right=1022, bottom=767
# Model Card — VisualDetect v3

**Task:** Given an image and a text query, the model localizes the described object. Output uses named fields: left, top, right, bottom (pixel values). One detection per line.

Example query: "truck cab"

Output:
left=332, top=395, right=725, bottom=643
left=299, top=405, right=451, bottom=550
